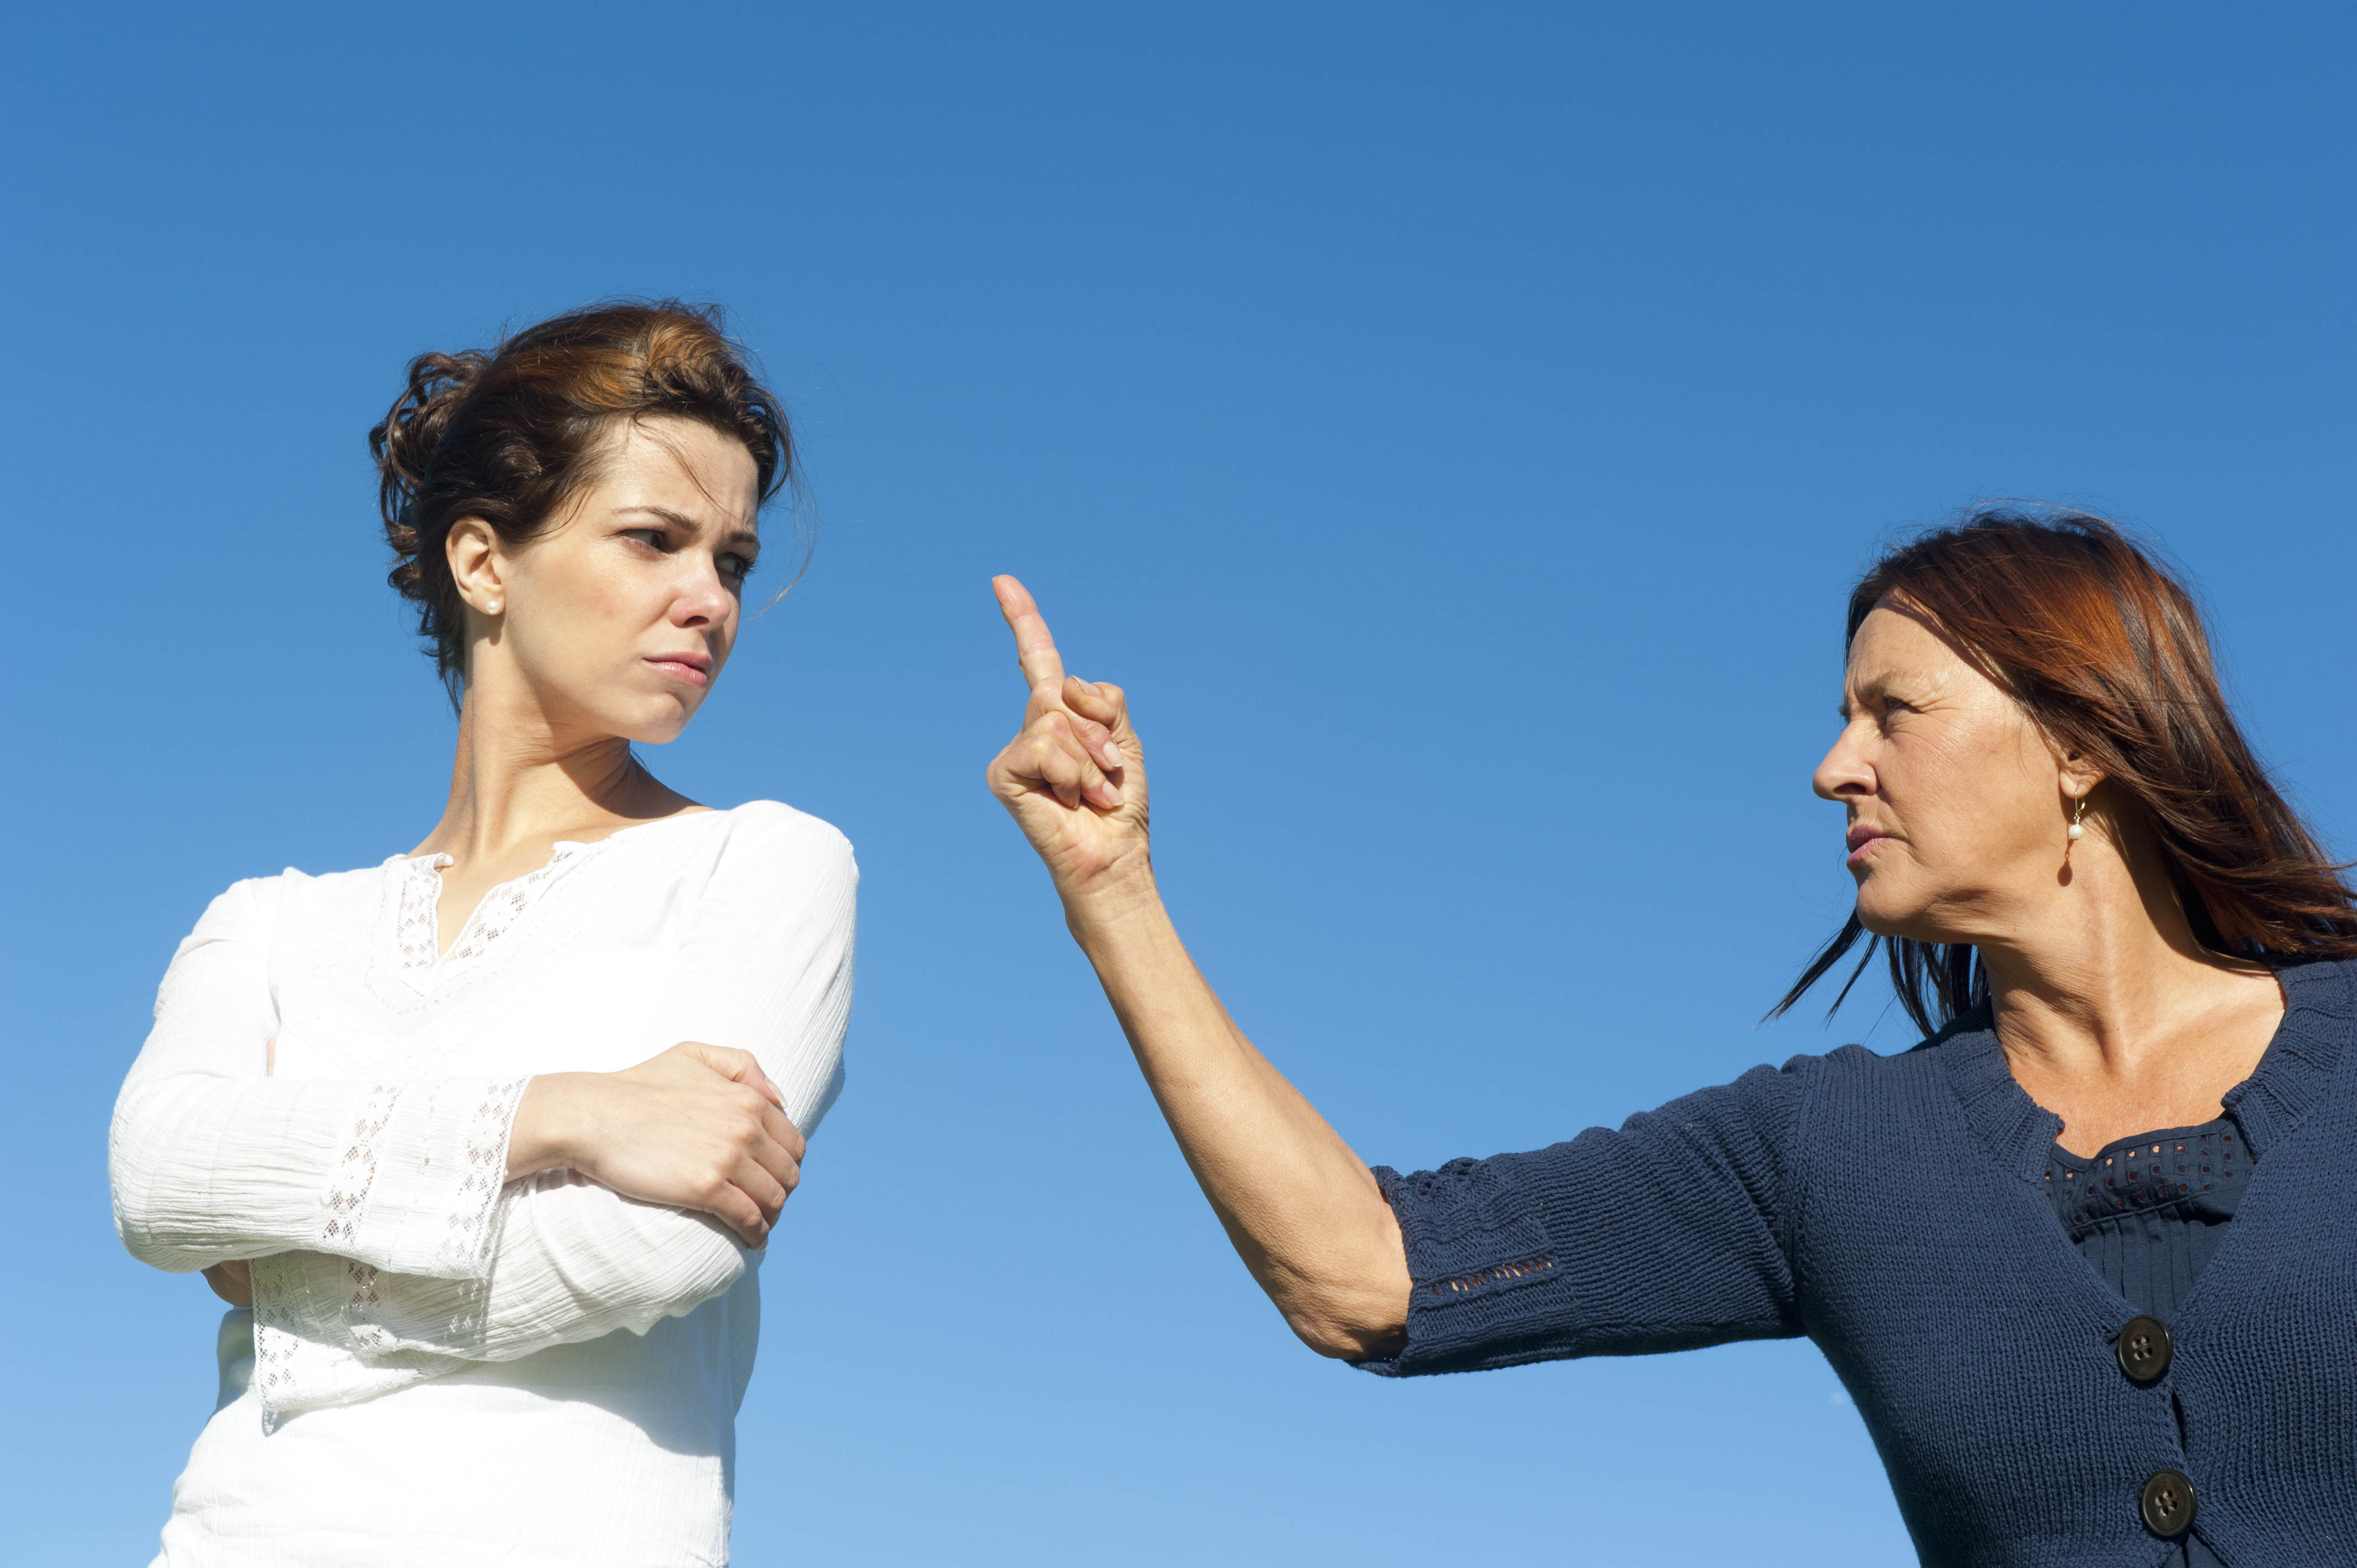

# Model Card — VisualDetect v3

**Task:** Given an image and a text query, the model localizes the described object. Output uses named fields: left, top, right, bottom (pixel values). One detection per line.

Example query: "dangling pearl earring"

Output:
left=2067, top=793, right=2087, bottom=842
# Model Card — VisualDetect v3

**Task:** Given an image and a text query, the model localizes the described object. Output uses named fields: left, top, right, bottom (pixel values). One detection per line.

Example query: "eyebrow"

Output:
left=1838, top=669, right=1932, bottom=719
left=613, top=506, right=760, bottom=550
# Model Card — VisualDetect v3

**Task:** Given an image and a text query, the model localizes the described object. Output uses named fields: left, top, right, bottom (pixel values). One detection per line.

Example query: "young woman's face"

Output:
left=1812, top=596, right=2081, bottom=943
left=459, top=416, right=763, bottom=745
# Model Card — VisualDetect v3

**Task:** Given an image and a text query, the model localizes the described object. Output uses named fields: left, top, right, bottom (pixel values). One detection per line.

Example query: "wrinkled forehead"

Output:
left=1844, top=594, right=2010, bottom=701
left=598, top=416, right=763, bottom=527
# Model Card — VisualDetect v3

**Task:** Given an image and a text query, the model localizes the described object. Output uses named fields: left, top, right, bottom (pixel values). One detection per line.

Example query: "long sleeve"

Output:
left=110, top=878, right=527, bottom=1281
left=1360, top=1057, right=1808, bottom=1378
left=254, top=810, right=857, bottom=1387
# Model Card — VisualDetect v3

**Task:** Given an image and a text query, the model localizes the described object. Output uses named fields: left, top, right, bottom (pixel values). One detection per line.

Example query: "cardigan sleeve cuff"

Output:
left=335, top=1076, right=530, bottom=1280
left=1351, top=1160, right=1585, bottom=1378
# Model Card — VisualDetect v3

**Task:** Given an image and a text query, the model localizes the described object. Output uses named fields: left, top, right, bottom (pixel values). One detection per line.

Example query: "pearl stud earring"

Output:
left=2067, top=793, right=2087, bottom=842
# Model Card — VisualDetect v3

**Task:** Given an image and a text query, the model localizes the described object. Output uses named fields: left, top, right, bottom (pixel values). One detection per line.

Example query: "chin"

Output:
left=579, top=703, right=687, bottom=747
left=593, top=687, right=704, bottom=746
left=1851, top=887, right=1922, bottom=941
left=625, top=715, right=693, bottom=746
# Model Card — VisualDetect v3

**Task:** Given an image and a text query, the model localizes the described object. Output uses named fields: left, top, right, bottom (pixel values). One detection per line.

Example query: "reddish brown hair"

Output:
left=369, top=299, right=794, bottom=702
left=1776, top=507, right=2357, bottom=1035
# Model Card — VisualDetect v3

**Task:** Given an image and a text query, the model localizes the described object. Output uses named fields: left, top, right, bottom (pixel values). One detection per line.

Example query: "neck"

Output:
left=414, top=670, right=690, bottom=866
left=1970, top=821, right=2270, bottom=1083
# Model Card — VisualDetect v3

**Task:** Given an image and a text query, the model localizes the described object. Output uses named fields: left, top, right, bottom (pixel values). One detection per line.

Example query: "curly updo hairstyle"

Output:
left=370, top=300, right=794, bottom=704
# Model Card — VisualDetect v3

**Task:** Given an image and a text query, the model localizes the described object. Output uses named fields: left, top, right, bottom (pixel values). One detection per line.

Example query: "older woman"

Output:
left=112, top=302, right=856, bottom=1566
left=986, top=512, right=2357, bottom=1568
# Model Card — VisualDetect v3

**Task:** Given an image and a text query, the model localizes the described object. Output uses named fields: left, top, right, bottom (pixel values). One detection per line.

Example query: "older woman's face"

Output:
left=1812, top=596, right=2072, bottom=943
left=460, top=416, right=761, bottom=745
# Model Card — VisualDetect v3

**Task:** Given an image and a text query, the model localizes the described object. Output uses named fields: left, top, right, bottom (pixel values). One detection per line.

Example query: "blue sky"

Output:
left=3, top=4, right=2350, bottom=1561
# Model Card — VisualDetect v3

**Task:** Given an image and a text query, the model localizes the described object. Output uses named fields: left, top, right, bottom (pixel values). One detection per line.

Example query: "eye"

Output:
left=621, top=528, right=666, bottom=550
left=719, top=551, right=756, bottom=581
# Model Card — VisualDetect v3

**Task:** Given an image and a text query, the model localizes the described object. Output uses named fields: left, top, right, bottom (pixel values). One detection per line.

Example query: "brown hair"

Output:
left=1774, top=507, right=2357, bottom=1035
left=369, top=299, right=795, bottom=702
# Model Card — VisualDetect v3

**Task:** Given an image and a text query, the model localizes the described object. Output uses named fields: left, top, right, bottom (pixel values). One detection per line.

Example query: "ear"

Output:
left=446, top=517, right=507, bottom=617
left=2055, top=743, right=2105, bottom=804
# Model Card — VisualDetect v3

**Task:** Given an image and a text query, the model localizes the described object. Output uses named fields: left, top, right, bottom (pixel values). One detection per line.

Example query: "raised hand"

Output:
left=985, top=575, right=1152, bottom=905
left=507, top=1042, right=807, bottom=1249
left=981, top=574, right=1410, bottom=1358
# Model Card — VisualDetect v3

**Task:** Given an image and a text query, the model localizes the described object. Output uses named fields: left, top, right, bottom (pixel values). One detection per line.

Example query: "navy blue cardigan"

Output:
left=1366, top=957, right=2357, bottom=1567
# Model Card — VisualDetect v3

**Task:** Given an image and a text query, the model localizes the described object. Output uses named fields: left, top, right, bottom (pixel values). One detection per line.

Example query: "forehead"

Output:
left=595, top=417, right=761, bottom=525
left=1845, top=599, right=1973, bottom=689
left=1843, top=596, right=2023, bottom=718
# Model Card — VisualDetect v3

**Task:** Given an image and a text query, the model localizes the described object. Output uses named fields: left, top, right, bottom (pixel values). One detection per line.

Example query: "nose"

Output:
left=669, top=559, right=735, bottom=631
left=1813, top=722, right=1875, bottom=804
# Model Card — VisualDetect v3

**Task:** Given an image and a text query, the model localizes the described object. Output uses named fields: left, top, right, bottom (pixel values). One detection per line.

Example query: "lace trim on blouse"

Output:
left=442, top=1075, right=530, bottom=1276
left=253, top=1072, right=529, bottom=1433
left=395, top=847, right=583, bottom=977
left=321, top=1082, right=403, bottom=1250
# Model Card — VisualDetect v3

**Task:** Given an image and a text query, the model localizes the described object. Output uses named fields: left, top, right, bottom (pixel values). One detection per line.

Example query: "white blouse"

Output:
left=111, top=803, right=857, bottom=1567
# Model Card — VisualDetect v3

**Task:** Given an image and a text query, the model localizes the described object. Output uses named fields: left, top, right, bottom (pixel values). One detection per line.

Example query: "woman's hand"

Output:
left=507, top=1043, right=807, bottom=1249
left=204, top=1259, right=253, bottom=1308
left=982, top=573, right=1411, bottom=1357
left=984, top=576, right=1152, bottom=911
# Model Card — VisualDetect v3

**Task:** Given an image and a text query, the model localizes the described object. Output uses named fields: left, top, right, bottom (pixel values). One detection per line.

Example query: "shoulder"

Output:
left=640, top=803, right=858, bottom=938
left=689, top=801, right=857, bottom=883
left=2278, top=952, right=2357, bottom=1014
left=1709, top=1034, right=1962, bottom=1125
left=184, top=866, right=307, bottom=938
left=1724, top=1040, right=1929, bottom=1095
left=181, top=858, right=397, bottom=947
left=1785, top=1015, right=1990, bottom=1097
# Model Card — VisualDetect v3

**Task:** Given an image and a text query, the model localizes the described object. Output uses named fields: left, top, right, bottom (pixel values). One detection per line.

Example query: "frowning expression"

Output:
left=455, top=416, right=763, bottom=745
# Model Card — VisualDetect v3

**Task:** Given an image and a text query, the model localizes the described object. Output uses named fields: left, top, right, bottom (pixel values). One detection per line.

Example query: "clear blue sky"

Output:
left=4, top=5, right=2350, bottom=1562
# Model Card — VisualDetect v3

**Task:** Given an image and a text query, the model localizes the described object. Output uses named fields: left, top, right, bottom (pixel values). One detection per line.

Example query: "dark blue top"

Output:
left=1364, top=958, right=2357, bottom=1567
left=2046, top=1122, right=2249, bottom=1568
left=2047, top=1121, right=2247, bottom=1320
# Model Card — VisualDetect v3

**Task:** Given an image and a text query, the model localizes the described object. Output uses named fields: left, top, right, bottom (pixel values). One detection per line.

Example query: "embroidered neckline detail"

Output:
left=394, top=847, right=584, bottom=977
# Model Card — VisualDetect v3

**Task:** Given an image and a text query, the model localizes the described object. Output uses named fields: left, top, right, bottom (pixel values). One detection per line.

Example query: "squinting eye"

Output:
left=622, top=529, right=662, bottom=548
left=721, top=553, right=756, bottom=580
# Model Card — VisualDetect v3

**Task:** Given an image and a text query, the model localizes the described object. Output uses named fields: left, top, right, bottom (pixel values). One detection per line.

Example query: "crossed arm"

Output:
left=115, top=818, right=854, bottom=1368
left=983, top=577, right=1410, bottom=1359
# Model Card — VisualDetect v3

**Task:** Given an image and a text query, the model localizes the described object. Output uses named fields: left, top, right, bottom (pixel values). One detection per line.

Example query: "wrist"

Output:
left=507, top=1072, right=596, bottom=1181
left=1060, top=859, right=1165, bottom=944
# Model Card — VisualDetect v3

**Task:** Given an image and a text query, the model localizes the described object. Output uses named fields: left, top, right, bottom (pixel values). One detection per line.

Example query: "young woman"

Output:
left=986, top=512, right=2357, bottom=1567
left=111, top=302, right=856, bottom=1566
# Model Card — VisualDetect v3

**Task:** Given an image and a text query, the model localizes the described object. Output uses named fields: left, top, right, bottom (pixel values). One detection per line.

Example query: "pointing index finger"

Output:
left=992, top=575, right=1067, bottom=692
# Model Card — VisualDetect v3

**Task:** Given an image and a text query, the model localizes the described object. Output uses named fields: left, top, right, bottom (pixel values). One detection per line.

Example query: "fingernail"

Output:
left=1102, top=741, right=1124, bottom=769
left=1101, top=783, right=1125, bottom=806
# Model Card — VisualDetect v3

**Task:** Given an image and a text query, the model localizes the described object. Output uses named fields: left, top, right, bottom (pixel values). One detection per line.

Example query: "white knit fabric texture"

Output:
left=111, top=803, right=856, bottom=1566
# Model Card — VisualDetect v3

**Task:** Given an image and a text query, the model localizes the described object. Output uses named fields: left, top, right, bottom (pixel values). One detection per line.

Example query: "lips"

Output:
left=1845, top=826, right=1895, bottom=867
left=645, top=651, right=713, bottom=689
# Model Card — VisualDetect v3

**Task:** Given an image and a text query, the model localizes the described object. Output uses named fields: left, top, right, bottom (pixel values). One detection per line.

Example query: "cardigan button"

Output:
left=2117, top=1316, right=2173, bottom=1383
left=2140, top=1469, right=2197, bottom=1538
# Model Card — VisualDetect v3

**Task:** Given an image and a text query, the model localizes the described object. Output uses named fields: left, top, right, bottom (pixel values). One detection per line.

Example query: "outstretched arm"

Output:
left=984, top=576, right=1408, bottom=1358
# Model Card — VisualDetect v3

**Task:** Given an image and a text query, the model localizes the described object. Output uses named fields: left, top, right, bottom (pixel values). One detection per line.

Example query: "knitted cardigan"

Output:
left=1365, top=957, right=2357, bottom=1568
